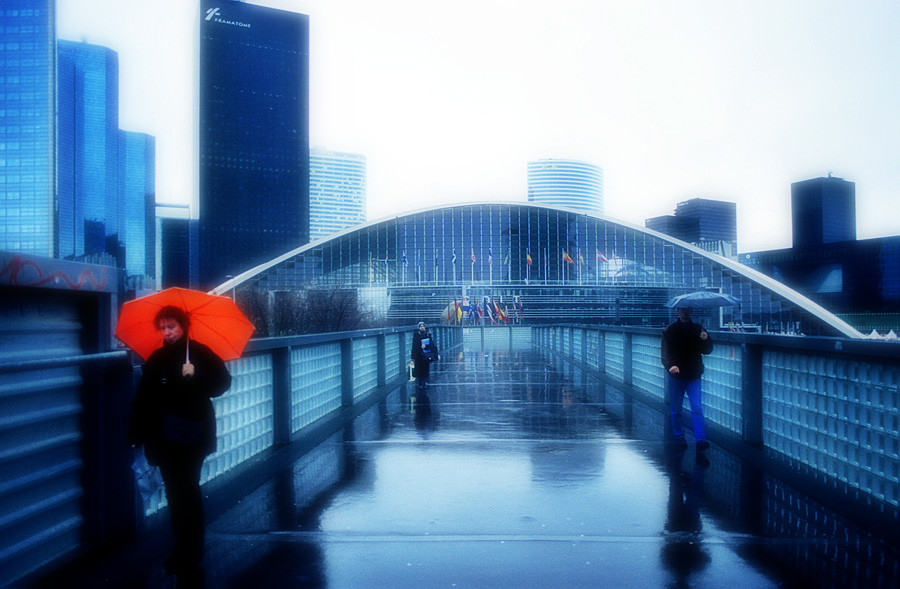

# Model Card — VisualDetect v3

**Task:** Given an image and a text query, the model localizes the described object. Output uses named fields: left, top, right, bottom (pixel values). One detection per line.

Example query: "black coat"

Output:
left=128, top=338, right=231, bottom=464
left=411, top=329, right=438, bottom=379
left=661, top=319, right=713, bottom=381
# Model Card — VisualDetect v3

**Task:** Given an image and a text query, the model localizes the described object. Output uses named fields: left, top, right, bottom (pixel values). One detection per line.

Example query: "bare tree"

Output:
left=235, top=287, right=384, bottom=336
left=235, top=288, right=270, bottom=338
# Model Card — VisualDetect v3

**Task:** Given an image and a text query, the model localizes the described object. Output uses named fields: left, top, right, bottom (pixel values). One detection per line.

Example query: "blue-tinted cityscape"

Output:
left=1, top=1, right=899, bottom=587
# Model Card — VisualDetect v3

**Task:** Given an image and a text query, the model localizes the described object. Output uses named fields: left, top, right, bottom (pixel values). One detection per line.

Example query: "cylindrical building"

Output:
left=527, top=158, right=604, bottom=215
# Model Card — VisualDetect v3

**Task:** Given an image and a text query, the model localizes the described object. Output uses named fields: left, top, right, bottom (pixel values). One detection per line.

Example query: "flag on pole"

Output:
left=488, top=250, right=493, bottom=264
left=596, top=250, right=608, bottom=262
left=562, top=250, right=574, bottom=264
left=526, top=253, right=533, bottom=265
left=402, top=252, right=408, bottom=266
left=579, top=252, right=585, bottom=265
left=471, top=250, right=477, bottom=263
left=451, top=251, right=457, bottom=264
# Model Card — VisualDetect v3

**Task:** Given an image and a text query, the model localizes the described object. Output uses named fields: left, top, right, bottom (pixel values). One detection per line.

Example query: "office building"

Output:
left=527, top=159, right=604, bottom=215
left=58, top=40, right=120, bottom=261
left=198, top=0, right=310, bottom=288
left=309, top=148, right=366, bottom=241
left=218, top=202, right=859, bottom=337
left=743, top=176, right=898, bottom=331
left=792, top=176, right=856, bottom=248
left=119, top=131, right=155, bottom=278
left=0, top=1, right=57, bottom=256
left=646, top=198, right=737, bottom=258
left=157, top=205, right=197, bottom=289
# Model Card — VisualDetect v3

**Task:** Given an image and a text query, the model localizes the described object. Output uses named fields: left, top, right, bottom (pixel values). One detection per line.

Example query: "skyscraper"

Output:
left=198, top=0, right=310, bottom=288
left=1, top=1, right=155, bottom=273
left=791, top=176, right=856, bottom=248
left=309, top=147, right=366, bottom=241
left=119, top=131, right=155, bottom=278
left=58, top=40, right=120, bottom=260
left=527, top=158, right=604, bottom=215
left=158, top=204, right=197, bottom=290
left=646, top=198, right=737, bottom=257
left=0, top=1, right=56, bottom=256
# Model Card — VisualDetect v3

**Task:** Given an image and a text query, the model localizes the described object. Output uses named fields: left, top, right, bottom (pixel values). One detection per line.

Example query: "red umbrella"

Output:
left=115, top=287, right=255, bottom=361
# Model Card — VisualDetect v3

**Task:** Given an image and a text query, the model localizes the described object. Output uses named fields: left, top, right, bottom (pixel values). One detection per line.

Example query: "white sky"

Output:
left=57, top=0, right=900, bottom=252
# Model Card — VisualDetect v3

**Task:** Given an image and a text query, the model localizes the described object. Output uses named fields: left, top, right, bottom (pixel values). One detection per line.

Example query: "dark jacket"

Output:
left=661, top=319, right=713, bottom=381
left=411, top=329, right=438, bottom=379
left=128, top=338, right=231, bottom=463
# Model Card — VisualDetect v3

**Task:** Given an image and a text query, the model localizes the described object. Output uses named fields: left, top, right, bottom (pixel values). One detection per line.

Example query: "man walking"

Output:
left=661, top=307, right=713, bottom=451
left=411, top=321, right=439, bottom=395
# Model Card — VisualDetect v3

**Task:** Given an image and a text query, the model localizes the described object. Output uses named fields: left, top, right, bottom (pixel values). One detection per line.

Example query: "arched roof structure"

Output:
left=213, top=202, right=861, bottom=338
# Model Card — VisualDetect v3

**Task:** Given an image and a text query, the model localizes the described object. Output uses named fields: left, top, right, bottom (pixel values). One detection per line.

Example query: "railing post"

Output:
left=272, top=346, right=292, bottom=445
left=398, top=330, right=407, bottom=377
left=341, top=338, right=354, bottom=407
left=581, top=329, right=587, bottom=366
left=598, top=329, right=606, bottom=374
left=741, top=341, right=764, bottom=447
left=376, top=334, right=386, bottom=388
left=623, top=331, right=633, bottom=386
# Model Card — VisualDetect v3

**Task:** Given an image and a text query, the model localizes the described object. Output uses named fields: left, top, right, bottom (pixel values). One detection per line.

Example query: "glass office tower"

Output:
left=198, top=0, right=310, bottom=288
left=58, top=40, right=120, bottom=259
left=527, top=158, right=604, bottom=215
left=309, top=147, right=366, bottom=241
left=646, top=198, right=738, bottom=257
left=119, top=131, right=155, bottom=278
left=792, top=176, right=856, bottom=248
left=0, top=1, right=56, bottom=256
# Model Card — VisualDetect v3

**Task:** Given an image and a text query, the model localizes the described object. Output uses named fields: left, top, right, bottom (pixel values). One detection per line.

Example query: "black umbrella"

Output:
left=665, top=291, right=741, bottom=309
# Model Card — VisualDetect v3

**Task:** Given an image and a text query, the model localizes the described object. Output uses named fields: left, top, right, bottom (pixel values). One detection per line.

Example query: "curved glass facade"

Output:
left=527, top=159, right=604, bottom=215
left=217, top=203, right=860, bottom=337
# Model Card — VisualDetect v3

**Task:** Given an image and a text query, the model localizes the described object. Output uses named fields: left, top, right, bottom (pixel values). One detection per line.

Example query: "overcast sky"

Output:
left=57, top=0, right=900, bottom=252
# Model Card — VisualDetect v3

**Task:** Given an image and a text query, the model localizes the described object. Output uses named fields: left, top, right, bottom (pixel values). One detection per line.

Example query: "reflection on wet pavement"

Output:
left=58, top=346, right=899, bottom=587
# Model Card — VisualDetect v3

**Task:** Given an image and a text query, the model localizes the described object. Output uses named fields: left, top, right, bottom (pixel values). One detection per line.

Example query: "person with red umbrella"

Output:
left=122, top=292, right=247, bottom=582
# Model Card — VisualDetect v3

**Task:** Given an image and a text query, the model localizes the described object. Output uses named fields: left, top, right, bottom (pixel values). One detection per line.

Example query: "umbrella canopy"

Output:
left=665, top=291, right=741, bottom=310
left=115, top=287, right=255, bottom=361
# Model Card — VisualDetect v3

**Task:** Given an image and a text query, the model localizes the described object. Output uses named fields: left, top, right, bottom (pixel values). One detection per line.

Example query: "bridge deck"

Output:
left=37, top=344, right=898, bottom=588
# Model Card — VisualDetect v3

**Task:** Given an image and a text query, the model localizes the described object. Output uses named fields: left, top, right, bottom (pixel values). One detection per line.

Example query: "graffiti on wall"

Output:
left=0, top=254, right=109, bottom=291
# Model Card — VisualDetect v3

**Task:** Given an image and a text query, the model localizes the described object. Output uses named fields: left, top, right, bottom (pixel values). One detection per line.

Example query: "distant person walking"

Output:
left=411, top=321, right=439, bottom=394
left=128, top=306, right=231, bottom=581
left=661, top=307, right=713, bottom=451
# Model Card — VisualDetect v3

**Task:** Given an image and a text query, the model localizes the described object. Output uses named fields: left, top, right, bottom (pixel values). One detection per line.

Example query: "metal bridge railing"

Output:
left=532, top=324, right=900, bottom=518
left=0, top=325, right=463, bottom=587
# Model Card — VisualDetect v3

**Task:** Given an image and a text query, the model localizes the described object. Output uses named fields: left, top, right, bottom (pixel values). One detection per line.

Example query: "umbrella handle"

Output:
left=186, top=333, right=190, bottom=364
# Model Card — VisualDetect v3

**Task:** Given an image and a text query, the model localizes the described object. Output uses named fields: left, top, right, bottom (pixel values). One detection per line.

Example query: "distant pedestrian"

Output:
left=411, top=321, right=439, bottom=394
left=128, top=306, right=231, bottom=581
left=661, top=307, right=713, bottom=451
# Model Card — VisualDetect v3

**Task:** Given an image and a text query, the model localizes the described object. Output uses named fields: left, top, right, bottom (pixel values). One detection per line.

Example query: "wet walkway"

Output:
left=38, top=344, right=898, bottom=588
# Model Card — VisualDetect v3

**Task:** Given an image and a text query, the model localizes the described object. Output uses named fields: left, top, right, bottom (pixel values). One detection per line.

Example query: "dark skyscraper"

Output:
left=791, top=176, right=856, bottom=248
left=198, top=0, right=310, bottom=288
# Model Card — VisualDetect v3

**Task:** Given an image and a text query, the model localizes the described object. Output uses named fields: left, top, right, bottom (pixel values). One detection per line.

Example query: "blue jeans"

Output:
left=668, top=376, right=706, bottom=442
